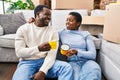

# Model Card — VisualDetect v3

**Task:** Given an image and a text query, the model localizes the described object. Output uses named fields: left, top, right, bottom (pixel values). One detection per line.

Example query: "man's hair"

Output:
left=34, top=5, right=49, bottom=18
left=69, top=12, right=82, bottom=23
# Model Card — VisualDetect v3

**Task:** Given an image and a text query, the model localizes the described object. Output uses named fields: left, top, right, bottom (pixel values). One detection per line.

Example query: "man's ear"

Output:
left=37, top=12, right=43, bottom=18
left=36, top=12, right=40, bottom=18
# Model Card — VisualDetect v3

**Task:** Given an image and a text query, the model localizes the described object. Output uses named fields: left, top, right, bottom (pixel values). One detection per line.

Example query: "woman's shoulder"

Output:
left=58, top=28, right=65, bottom=33
left=80, top=31, right=91, bottom=37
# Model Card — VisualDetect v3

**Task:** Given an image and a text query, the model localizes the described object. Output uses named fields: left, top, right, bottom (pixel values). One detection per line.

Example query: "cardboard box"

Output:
left=109, top=0, right=117, bottom=3
left=82, top=16, right=104, bottom=25
left=103, top=3, right=120, bottom=44
left=117, top=0, right=120, bottom=2
left=52, top=0, right=93, bottom=10
left=81, top=16, right=104, bottom=36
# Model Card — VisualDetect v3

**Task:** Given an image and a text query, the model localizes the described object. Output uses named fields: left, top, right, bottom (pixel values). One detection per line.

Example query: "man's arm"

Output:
left=30, top=48, right=58, bottom=80
left=15, top=26, right=50, bottom=58
left=40, top=29, right=59, bottom=74
left=15, top=26, right=40, bottom=58
left=30, top=29, right=59, bottom=80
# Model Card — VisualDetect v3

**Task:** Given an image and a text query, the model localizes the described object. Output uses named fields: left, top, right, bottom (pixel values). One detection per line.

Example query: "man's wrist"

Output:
left=38, top=46, right=41, bottom=51
left=39, top=71, right=46, bottom=77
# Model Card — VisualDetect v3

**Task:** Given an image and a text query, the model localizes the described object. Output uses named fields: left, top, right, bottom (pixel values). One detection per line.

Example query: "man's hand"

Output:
left=30, top=71, right=45, bottom=80
left=38, top=42, right=51, bottom=51
left=66, top=49, right=78, bottom=57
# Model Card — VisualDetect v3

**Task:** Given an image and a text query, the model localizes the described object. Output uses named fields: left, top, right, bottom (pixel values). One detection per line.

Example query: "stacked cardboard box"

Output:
left=82, top=16, right=104, bottom=25
left=117, top=0, right=120, bottom=2
left=103, top=3, right=120, bottom=44
left=81, top=16, right=104, bottom=36
left=51, top=0, right=105, bottom=36
left=51, top=0, right=93, bottom=10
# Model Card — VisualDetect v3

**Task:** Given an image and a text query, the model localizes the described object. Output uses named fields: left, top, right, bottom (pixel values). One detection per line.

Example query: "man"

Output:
left=12, top=5, right=73, bottom=80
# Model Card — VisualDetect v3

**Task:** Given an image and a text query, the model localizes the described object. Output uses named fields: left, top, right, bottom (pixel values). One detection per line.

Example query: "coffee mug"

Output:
left=60, top=44, right=70, bottom=55
left=49, top=40, right=57, bottom=49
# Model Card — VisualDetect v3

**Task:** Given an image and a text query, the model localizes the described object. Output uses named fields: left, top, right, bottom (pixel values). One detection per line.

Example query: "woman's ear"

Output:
left=77, top=22, right=81, bottom=27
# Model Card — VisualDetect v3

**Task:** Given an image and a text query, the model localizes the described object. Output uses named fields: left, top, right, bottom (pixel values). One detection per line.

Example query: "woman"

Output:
left=59, top=12, right=101, bottom=80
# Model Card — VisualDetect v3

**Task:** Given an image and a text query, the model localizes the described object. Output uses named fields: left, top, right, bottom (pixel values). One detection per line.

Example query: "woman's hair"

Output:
left=69, top=12, right=82, bottom=23
left=34, top=5, right=49, bottom=18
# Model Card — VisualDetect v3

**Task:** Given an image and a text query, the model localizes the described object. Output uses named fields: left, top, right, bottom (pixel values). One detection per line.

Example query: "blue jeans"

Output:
left=69, top=60, right=101, bottom=80
left=12, top=58, right=73, bottom=80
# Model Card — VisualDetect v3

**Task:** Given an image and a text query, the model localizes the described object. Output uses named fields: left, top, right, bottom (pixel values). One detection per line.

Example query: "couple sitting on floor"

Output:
left=12, top=5, right=101, bottom=80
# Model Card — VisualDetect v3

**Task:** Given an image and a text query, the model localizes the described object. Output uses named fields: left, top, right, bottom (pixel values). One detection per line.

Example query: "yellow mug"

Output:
left=60, top=44, right=70, bottom=55
left=49, top=40, right=57, bottom=49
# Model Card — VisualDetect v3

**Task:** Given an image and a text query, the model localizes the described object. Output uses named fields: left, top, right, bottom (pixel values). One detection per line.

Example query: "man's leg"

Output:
left=80, top=60, right=101, bottom=80
left=12, top=59, right=44, bottom=80
left=46, top=60, right=74, bottom=80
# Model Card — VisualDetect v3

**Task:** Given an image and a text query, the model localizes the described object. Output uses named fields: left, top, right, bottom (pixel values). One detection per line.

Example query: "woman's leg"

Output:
left=69, top=62, right=81, bottom=80
left=80, top=60, right=101, bottom=80
left=46, top=60, right=74, bottom=80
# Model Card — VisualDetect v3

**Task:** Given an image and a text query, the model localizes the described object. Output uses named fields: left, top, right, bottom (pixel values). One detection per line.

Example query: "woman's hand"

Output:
left=28, top=17, right=35, bottom=23
left=66, top=49, right=78, bottom=57
left=38, top=42, right=51, bottom=51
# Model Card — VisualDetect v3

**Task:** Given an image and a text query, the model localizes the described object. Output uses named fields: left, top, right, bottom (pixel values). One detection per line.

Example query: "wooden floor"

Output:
left=0, top=62, right=17, bottom=80
left=0, top=62, right=106, bottom=80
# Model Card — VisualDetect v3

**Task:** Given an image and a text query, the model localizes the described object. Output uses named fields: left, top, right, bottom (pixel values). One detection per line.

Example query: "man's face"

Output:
left=37, top=7, right=51, bottom=26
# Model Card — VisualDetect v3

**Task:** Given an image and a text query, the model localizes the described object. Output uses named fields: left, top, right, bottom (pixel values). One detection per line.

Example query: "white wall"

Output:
left=0, top=1, right=4, bottom=14
left=0, top=0, right=16, bottom=14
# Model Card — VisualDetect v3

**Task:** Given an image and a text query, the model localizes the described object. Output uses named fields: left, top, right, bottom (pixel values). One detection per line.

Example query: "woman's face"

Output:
left=66, top=15, right=80, bottom=30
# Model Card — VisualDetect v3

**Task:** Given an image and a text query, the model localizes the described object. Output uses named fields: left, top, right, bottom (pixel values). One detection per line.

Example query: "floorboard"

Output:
left=0, top=62, right=106, bottom=80
left=0, top=62, right=17, bottom=80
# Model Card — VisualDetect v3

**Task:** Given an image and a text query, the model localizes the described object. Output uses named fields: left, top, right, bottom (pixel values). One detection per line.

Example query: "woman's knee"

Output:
left=84, top=60, right=101, bottom=72
left=54, top=60, right=72, bottom=69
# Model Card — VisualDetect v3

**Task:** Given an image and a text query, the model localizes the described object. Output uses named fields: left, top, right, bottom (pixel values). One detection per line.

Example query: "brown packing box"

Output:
left=81, top=16, right=104, bottom=36
left=103, top=3, right=120, bottom=44
left=52, top=0, right=94, bottom=10
left=82, top=16, right=104, bottom=25
left=117, top=0, right=120, bottom=2
left=109, top=0, right=117, bottom=3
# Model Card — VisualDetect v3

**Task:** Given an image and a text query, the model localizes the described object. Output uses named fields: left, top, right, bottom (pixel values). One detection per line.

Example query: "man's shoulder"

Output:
left=18, top=23, right=32, bottom=31
left=47, top=26, right=58, bottom=31
left=18, top=23, right=31, bottom=30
